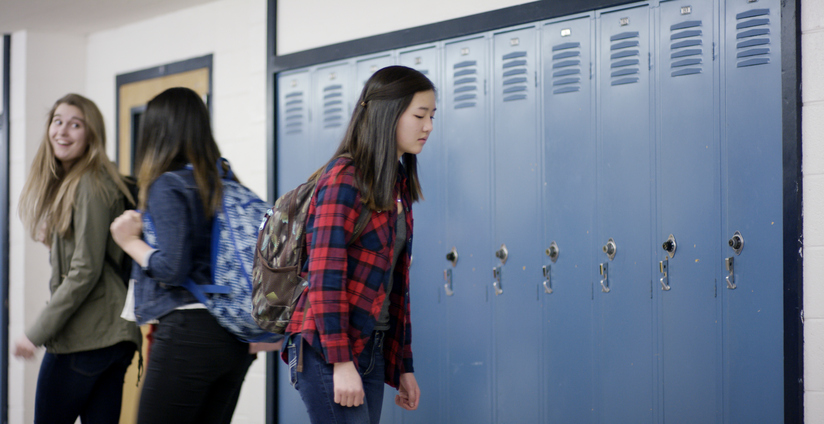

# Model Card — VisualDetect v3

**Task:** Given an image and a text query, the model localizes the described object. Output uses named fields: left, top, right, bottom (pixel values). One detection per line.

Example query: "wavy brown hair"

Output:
left=134, top=87, right=229, bottom=217
left=331, top=66, right=435, bottom=210
left=18, top=93, right=134, bottom=240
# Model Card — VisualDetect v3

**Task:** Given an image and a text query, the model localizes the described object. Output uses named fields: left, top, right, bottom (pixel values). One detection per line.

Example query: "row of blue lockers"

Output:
left=273, top=0, right=784, bottom=422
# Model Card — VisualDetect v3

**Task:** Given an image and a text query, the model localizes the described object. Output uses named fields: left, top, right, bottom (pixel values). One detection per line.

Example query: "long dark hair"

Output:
left=135, top=87, right=226, bottom=217
left=332, top=65, right=435, bottom=210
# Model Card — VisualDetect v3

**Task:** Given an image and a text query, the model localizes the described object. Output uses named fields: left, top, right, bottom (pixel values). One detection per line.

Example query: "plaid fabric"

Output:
left=284, top=157, right=414, bottom=388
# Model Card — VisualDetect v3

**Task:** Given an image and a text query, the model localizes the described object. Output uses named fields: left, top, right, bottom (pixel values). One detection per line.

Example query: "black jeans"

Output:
left=137, top=309, right=255, bottom=424
left=34, top=341, right=136, bottom=424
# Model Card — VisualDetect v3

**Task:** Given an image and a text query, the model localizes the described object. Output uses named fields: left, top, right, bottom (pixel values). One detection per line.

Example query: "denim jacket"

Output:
left=133, top=168, right=213, bottom=325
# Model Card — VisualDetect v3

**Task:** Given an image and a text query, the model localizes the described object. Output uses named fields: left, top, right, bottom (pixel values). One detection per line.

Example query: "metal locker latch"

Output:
left=493, top=266, right=503, bottom=296
left=542, top=265, right=552, bottom=294
left=725, top=257, right=736, bottom=290
left=599, top=262, right=610, bottom=293
left=445, top=247, right=458, bottom=267
left=659, top=258, right=671, bottom=291
left=546, top=241, right=560, bottom=263
left=443, top=269, right=454, bottom=296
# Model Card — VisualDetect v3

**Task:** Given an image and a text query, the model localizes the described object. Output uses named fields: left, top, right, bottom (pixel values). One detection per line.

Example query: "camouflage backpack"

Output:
left=251, top=163, right=370, bottom=334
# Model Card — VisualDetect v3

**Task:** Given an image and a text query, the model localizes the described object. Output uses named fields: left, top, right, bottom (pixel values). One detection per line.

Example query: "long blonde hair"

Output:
left=18, top=93, right=134, bottom=241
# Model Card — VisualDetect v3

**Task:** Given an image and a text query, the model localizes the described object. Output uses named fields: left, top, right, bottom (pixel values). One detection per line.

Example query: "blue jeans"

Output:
left=289, top=331, right=386, bottom=424
left=137, top=309, right=255, bottom=424
left=34, top=341, right=137, bottom=424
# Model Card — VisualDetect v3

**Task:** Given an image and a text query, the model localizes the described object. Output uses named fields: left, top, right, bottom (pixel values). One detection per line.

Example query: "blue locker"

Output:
left=596, top=5, right=655, bottom=422
left=657, top=1, right=721, bottom=422
left=722, top=0, right=783, bottom=421
left=311, top=62, right=353, bottom=170
left=540, top=15, right=595, bottom=423
left=275, top=69, right=313, bottom=424
left=388, top=44, right=446, bottom=424
left=356, top=53, right=396, bottom=92
left=491, top=26, right=541, bottom=424
left=442, top=35, right=494, bottom=424
left=277, top=69, right=313, bottom=191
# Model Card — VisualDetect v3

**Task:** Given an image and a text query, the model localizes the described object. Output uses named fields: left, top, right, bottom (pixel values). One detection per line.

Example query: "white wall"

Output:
left=8, top=30, right=88, bottom=424
left=803, top=0, right=824, bottom=421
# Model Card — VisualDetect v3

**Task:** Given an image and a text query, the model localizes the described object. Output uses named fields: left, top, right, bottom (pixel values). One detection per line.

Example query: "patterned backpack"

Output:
left=143, top=161, right=282, bottom=343
left=251, top=162, right=369, bottom=334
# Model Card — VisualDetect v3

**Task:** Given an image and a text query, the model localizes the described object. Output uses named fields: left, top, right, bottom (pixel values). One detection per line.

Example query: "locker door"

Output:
left=541, top=16, right=595, bottom=423
left=443, top=36, right=493, bottom=424
left=722, top=0, right=783, bottom=421
left=595, top=6, right=654, bottom=423
left=356, top=53, right=396, bottom=91
left=311, top=62, right=352, bottom=170
left=275, top=69, right=314, bottom=424
left=491, top=26, right=541, bottom=424
left=391, top=45, right=445, bottom=424
left=277, top=70, right=313, bottom=191
left=657, top=1, right=721, bottom=422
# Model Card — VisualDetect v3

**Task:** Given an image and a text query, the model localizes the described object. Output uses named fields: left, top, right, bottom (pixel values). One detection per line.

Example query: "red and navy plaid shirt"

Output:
left=284, top=157, right=414, bottom=388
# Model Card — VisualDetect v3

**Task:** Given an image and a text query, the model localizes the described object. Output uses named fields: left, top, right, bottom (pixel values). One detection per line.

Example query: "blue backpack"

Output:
left=143, top=162, right=281, bottom=343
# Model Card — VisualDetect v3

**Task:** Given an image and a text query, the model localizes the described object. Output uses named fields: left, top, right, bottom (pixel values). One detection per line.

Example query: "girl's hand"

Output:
left=395, top=372, right=420, bottom=410
left=13, top=335, right=38, bottom=360
left=110, top=210, right=143, bottom=248
left=333, top=361, right=365, bottom=407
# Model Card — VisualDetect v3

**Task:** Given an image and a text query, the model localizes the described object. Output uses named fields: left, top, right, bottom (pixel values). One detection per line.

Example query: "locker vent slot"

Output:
left=609, top=31, right=640, bottom=86
left=453, top=60, right=479, bottom=109
left=669, top=20, right=703, bottom=77
left=501, top=51, right=529, bottom=101
left=735, top=8, right=771, bottom=67
left=322, top=84, right=344, bottom=128
left=284, top=91, right=305, bottom=135
left=551, top=41, right=582, bottom=94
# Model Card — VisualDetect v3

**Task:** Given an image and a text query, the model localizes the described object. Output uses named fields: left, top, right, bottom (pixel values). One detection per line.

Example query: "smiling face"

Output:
left=49, top=103, right=89, bottom=171
left=395, top=90, right=436, bottom=160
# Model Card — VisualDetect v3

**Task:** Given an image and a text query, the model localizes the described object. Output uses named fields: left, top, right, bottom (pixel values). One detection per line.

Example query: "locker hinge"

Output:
left=590, top=62, right=593, bottom=80
left=650, top=280, right=653, bottom=299
left=535, top=70, right=539, bottom=88
left=714, top=278, right=717, bottom=298
left=649, top=52, right=653, bottom=70
left=713, top=42, right=717, bottom=61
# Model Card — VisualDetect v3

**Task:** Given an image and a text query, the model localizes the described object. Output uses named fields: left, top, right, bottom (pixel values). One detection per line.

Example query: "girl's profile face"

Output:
left=49, top=103, right=89, bottom=171
left=395, top=90, right=436, bottom=159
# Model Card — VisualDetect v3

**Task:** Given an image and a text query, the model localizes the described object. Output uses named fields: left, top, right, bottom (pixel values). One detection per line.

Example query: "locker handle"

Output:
left=443, top=269, right=454, bottom=296
left=659, top=258, right=671, bottom=291
left=542, top=265, right=552, bottom=294
left=725, top=257, right=736, bottom=290
left=493, top=266, right=503, bottom=296
left=599, top=262, right=610, bottom=293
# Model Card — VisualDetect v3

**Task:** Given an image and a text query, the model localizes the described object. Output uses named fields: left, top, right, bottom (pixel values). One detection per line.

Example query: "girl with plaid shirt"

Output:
left=284, top=66, right=436, bottom=423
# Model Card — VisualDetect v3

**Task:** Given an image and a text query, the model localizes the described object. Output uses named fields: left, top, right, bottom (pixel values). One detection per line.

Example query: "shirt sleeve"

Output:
left=306, top=167, right=362, bottom=364
left=143, top=173, right=194, bottom=285
left=26, top=176, right=112, bottom=346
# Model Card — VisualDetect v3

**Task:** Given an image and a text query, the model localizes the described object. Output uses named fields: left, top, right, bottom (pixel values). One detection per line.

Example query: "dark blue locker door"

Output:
left=596, top=6, right=654, bottom=423
left=311, top=62, right=352, bottom=170
left=722, top=0, right=783, bottom=421
left=389, top=45, right=445, bottom=424
left=657, top=1, right=721, bottom=422
left=541, top=16, right=595, bottom=423
left=356, top=54, right=395, bottom=91
left=442, top=36, right=494, bottom=424
left=275, top=69, right=313, bottom=424
left=491, top=26, right=541, bottom=424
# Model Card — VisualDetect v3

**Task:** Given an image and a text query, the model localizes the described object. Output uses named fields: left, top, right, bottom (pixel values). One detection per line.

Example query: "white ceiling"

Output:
left=0, top=0, right=224, bottom=35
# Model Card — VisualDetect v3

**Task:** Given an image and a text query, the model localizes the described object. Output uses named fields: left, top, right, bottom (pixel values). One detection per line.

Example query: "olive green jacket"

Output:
left=26, top=172, right=142, bottom=353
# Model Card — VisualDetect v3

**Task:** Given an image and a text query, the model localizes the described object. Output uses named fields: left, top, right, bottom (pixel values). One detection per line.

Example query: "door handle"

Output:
left=542, top=265, right=552, bottom=294
left=725, top=256, right=736, bottom=289
left=599, top=262, right=610, bottom=293
left=659, top=258, right=671, bottom=291
left=443, top=269, right=454, bottom=296
left=493, top=266, right=503, bottom=296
